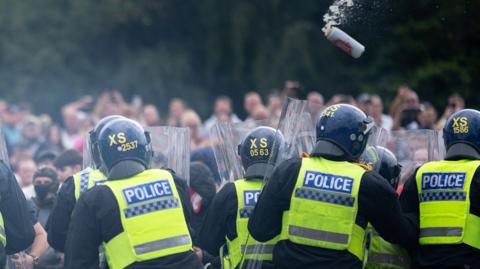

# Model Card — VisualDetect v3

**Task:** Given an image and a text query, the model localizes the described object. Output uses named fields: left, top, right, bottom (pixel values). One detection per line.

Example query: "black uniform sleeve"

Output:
left=202, top=250, right=221, bottom=269
left=398, top=171, right=421, bottom=251
left=359, top=171, right=417, bottom=247
left=197, top=183, right=237, bottom=256
left=26, top=199, right=38, bottom=224
left=399, top=170, right=420, bottom=221
left=248, top=158, right=302, bottom=242
left=64, top=189, right=102, bottom=269
left=0, top=244, right=5, bottom=268
left=0, top=162, right=35, bottom=254
left=172, top=175, right=194, bottom=226
left=47, top=176, right=76, bottom=252
left=470, top=167, right=480, bottom=216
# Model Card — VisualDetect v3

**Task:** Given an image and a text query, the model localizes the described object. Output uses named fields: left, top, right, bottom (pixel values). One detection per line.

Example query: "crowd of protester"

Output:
left=0, top=81, right=465, bottom=268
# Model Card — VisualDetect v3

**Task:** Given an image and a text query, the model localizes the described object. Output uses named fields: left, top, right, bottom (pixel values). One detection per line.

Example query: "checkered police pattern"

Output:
left=79, top=172, right=90, bottom=194
left=419, top=191, right=466, bottom=202
left=124, top=198, right=179, bottom=218
left=295, top=188, right=355, bottom=207
left=239, top=207, right=254, bottom=218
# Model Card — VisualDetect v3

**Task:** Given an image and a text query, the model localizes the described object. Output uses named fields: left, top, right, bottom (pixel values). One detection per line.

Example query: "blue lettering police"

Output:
left=122, top=179, right=173, bottom=205
left=244, top=190, right=260, bottom=207
left=422, top=172, right=466, bottom=190
left=303, top=171, right=353, bottom=194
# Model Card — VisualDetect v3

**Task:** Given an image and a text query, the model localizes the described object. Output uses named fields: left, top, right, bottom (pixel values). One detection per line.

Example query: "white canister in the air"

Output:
left=325, top=26, right=365, bottom=59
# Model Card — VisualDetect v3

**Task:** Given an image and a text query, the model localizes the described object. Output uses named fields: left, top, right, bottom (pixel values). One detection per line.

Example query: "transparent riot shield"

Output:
left=209, top=120, right=273, bottom=188
left=437, top=129, right=447, bottom=158
left=82, top=132, right=96, bottom=169
left=239, top=97, right=315, bottom=269
left=385, top=129, right=444, bottom=185
left=146, top=126, right=191, bottom=183
left=361, top=126, right=390, bottom=172
left=0, top=126, right=10, bottom=168
left=267, top=97, right=315, bottom=170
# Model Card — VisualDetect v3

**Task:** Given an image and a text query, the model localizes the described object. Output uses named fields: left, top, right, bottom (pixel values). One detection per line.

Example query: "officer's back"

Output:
left=248, top=105, right=416, bottom=269
left=400, top=109, right=480, bottom=269
left=64, top=118, right=202, bottom=269
left=198, top=126, right=283, bottom=269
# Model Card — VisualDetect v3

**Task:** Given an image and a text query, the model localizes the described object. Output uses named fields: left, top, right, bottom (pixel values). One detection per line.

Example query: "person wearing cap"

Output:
left=189, top=162, right=219, bottom=268
left=198, top=126, right=283, bottom=269
left=248, top=104, right=416, bottom=269
left=191, top=147, right=222, bottom=186
left=400, top=109, right=480, bottom=268
left=189, top=162, right=217, bottom=235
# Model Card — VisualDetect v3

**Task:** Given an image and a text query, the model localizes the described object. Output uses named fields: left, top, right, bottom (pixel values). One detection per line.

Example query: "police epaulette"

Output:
left=355, top=162, right=372, bottom=171
left=300, top=152, right=310, bottom=158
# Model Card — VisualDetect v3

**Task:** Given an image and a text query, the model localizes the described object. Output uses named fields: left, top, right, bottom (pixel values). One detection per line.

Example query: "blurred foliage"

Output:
left=0, top=0, right=477, bottom=120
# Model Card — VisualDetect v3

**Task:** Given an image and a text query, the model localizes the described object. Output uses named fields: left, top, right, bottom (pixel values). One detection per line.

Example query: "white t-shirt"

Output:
left=380, top=114, right=393, bottom=131
left=22, top=184, right=35, bottom=200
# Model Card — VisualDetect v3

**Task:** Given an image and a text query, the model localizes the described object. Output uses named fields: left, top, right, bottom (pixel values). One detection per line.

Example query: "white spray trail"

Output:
left=322, top=0, right=354, bottom=33
left=322, top=0, right=365, bottom=58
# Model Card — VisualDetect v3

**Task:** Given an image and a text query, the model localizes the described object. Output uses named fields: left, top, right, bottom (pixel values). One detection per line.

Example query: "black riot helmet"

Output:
left=89, top=115, right=126, bottom=169
left=443, top=109, right=480, bottom=159
left=97, top=118, right=152, bottom=178
left=314, top=104, right=375, bottom=161
left=237, top=126, right=285, bottom=178
left=362, top=145, right=401, bottom=190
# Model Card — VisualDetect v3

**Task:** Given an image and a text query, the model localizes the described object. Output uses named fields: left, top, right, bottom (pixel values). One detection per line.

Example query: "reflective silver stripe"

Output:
left=94, top=179, right=107, bottom=186
left=241, top=244, right=274, bottom=255
left=420, top=227, right=463, bottom=237
left=368, top=253, right=409, bottom=267
left=0, top=225, right=5, bottom=240
left=289, top=225, right=349, bottom=244
left=134, top=234, right=191, bottom=255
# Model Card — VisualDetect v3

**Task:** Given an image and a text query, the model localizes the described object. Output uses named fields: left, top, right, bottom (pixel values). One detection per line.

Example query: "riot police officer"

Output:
left=198, top=126, right=283, bottom=269
left=248, top=104, right=416, bottom=269
left=65, top=118, right=202, bottom=269
left=0, top=159, right=35, bottom=268
left=400, top=109, right=480, bottom=268
left=47, top=115, right=123, bottom=252
left=363, top=146, right=410, bottom=269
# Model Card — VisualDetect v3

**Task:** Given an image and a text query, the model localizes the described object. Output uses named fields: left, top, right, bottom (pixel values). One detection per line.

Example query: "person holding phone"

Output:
left=390, top=86, right=421, bottom=131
